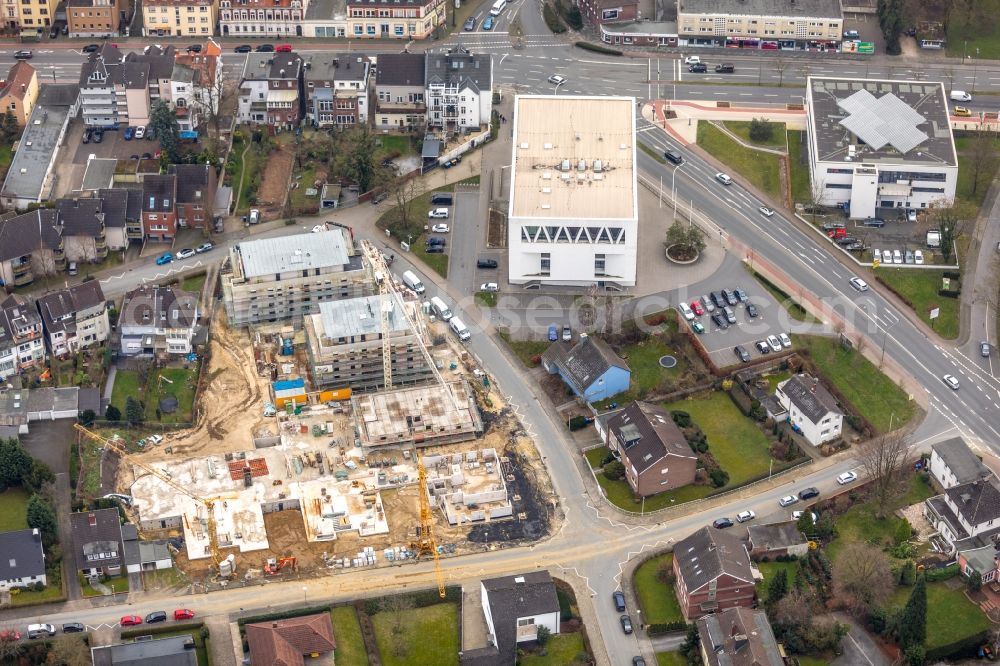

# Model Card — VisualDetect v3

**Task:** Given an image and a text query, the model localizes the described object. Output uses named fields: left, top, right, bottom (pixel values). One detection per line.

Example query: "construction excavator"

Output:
left=264, top=556, right=297, bottom=575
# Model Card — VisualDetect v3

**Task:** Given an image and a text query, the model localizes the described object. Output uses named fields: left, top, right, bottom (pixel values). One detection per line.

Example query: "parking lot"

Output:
left=806, top=209, right=947, bottom=265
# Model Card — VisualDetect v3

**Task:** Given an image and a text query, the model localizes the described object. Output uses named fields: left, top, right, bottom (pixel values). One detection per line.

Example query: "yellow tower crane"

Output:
left=73, top=424, right=236, bottom=575
left=416, top=457, right=446, bottom=598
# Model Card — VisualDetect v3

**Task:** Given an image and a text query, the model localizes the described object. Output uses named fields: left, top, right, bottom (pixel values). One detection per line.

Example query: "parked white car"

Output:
left=837, top=471, right=858, bottom=485
left=914, top=250, right=924, bottom=265
left=778, top=495, right=799, bottom=507
left=766, top=335, right=782, bottom=353
left=873, top=249, right=881, bottom=263
left=792, top=510, right=818, bottom=523
left=428, top=208, right=449, bottom=219
left=893, top=249, right=903, bottom=264
left=431, top=223, right=450, bottom=233
left=678, top=302, right=695, bottom=321
left=778, top=333, right=792, bottom=348
left=480, top=283, right=499, bottom=292
left=736, top=510, right=756, bottom=523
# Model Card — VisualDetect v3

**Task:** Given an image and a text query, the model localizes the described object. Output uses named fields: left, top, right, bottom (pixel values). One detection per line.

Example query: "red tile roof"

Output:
left=246, top=614, right=336, bottom=666
left=1, top=61, right=35, bottom=100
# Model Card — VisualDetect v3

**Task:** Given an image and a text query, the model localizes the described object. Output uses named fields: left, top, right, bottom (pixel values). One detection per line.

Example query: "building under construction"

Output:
left=423, top=448, right=513, bottom=525
left=353, top=380, right=483, bottom=449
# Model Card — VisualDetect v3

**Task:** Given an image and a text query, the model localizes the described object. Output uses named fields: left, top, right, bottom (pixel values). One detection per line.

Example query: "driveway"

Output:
left=831, top=612, right=892, bottom=666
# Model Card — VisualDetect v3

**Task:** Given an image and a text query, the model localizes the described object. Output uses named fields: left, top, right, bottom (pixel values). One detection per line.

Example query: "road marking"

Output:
left=846, top=631, right=876, bottom=666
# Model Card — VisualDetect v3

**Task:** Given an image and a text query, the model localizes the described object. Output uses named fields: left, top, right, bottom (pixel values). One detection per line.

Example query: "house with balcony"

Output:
left=238, top=52, right=303, bottom=130
left=66, top=0, right=129, bottom=38
left=70, top=508, right=125, bottom=579
left=0, top=209, right=64, bottom=287
left=425, top=46, right=492, bottom=132
left=219, top=0, right=305, bottom=38
left=0, top=294, right=46, bottom=380
left=142, top=173, right=177, bottom=242
left=696, top=607, right=783, bottom=666
left=374, top=52, right=425, bottom=131
left=142, top=0, right=216, bottom=37
left=171, top=40, right=223, bottom=134
left=0, top=61, right=39, bottom=127
left=929, top=437, right=989, bottom=491
left=116, top=284, right=199, bottom=357
left=168, top=164, right=217, bottom=230
left=673, top=526, right=756, bottom=620
left=97, top=187, right=144, bottom=250
left=78, top=43, right=174, bottom=128
left=37, top=281, right=109, bottom=357
left=345, top=0, right=446, bottom=40
left=925, top=471, right=1000, bottom=555
left=54, top=198, right=109, bottom=264
left=304, top=53, right=370, bottom=128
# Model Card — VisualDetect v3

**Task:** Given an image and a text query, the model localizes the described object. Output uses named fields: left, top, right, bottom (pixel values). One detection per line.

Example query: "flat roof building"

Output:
left=304, top=295, right=433, bottom=393
left=423, top=448, right=512, bottom=525
left=222, top=228, right=369, bottom=328
left=507, top=95, right=638, bottom=287
left=353, top=380, right=483, bottom=448
left=678, top=0, right=843, bottom=49
left=806, top=77, right=958, bottom=219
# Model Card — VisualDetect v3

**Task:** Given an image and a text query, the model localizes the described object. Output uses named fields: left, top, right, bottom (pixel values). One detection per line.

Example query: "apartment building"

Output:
left=677, top=0, right=843, bottom=50
left=673, top=526, right=755, bottom=620
left=575, top=0, right=637, bottom=26
left=78, top=44, right=175, bottom=127
left=345, top=0, right=446, bottom=40
left=37, top=281, right=110, bottom=356
left=0, top=61, right=39, bottom=127
left=304, top=295, right=432, bottom=392
left=168, top=164, right=217, bottom=230
left=66, top=0, right=128, bottom=38
left=142, top=0, right=216, bottom=36
left=238, top=52, right=303, bottom=129
left=374, top=52, right=425, bottom=130
left=222, top=229, right=368, bottom=328
left=171, top=40, right=223, bottom=133
left=0, top=210, right=64, bottom=287
left=0, top=294, right=46, bottom=380
left=218, top=0, right=305, bottom=38
left=54, top=198, right=109, bottom=263
left=425, top=46, right=492, bottom=131
left=117, top=285, right=199, bottom=357
left=304, top=53, right=370, bottom=128
left=10, top=0, right=57, bottom=35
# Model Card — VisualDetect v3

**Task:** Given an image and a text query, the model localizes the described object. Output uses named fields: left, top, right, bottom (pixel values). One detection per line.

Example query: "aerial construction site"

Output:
left=83, top=237, right=556, bottom=587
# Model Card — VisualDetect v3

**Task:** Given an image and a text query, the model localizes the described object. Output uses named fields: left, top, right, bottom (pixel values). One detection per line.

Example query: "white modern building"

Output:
left=775, top=373, right=843, bottom=447
left=424, top=46, right=492, bottom=131
left=507, top=95, right=638, bottom=287
left=806, top=77, right=958, bottom=219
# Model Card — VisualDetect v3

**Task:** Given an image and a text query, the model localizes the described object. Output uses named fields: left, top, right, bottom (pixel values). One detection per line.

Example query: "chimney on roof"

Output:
left=32, top=528, right=40, bottom=541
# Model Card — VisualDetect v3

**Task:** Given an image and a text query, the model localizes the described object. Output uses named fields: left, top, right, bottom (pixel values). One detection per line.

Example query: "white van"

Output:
left=950, top=90, right=972, bottom=102
left=402, top=270, right=425, bottom=294
left=489, top=0, right=506, bottom=15
left=450, top=316, right=471, bottom=341
left=430, top=296, right=453, bottom=321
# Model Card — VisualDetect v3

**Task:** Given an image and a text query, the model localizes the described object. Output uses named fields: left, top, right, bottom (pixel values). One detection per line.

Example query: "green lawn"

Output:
left=232, top=141, right=264, bottom=216
left=180, top=273, right=207, bottom=294
left=787, top=130, right=811, bottom=204
left=585, top=447, right=610, bottom=469
left=946, top=0, right=1000, bottom=60
left=371, top=603, right=458, bottom=666
left=755, top=560, right=800, bottom=604
left=0, top=488, right=29, bottom=532
left=110, top=370, right=141, bottom=416
left=794, top=334, right=917, bottom=433
left=874, top=268, right=959, bottom=340
left=722, top=121, right=788, bottom=149
left=146, top=367, right=198, bottom=423
left=639, top=142, right=667, bottom=164
left=954, top=135, right=1000, bottom=208
left=795, top=657, right=834, bottom=666
left=633, top=553, right=686, bottom=625
left=11, top=583, right=64, bottom=606
left=414, top=243, right=449, bottom=279
left=619, top=337, right=686, bottom=396
left=748, top=267, right=817, bottom=322
left=827, top=474, right=933, bottom=563
left=81, top=575, right=129, bottom=597
left=657, top=653, right=688, bottom=666
left=289, top=166, right=320, bottom=213
left=377, top=135, right=418, bottom=156
left=475, top=291, right=497, bottom=307
left=498, top=331, right=551, bottom=367
left=697, top=122, right=782, bottom=201
left=331, top=606, right=369, bottom=666
left=664, top=392, right=774, bottom=486
left=596, top=472, right=713, bottom=512
left=890, top=581, right=990, bottom=650
left=0, top=142, right=13, bottom=182
left=519, top=633, right=587, bottom=665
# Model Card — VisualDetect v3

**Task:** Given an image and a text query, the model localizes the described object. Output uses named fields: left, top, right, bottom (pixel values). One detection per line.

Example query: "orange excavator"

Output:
left=264, top=556, right=297, bottom=575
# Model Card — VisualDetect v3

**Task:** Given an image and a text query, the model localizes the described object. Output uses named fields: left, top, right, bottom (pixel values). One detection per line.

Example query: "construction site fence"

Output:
left=90, top=420, right=196, bottom=431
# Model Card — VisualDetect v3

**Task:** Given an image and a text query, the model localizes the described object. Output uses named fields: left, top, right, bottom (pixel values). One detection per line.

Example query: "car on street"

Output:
left=234, top=44, right=253, bottom=53
left=155, top=253, right=173, bottom=265
left=943, top=374, right=960, bottom=390
left=124, top=127, right=135, bottom=140
left=711, top=312, right=728, bottom=329
left=620, top=615, right=633, bottom=634
left=120, top=615, right=142, bottom=627
left=837, top=471, right=858, bottom=485
left=13, top=50, right=32, bottom=59
left=480, top=283, right=499, bottom=292
left=134, top=126, right=146, bottom=139
left=715, top=172, right=733, bottom=185
left=477, top=258, right=498, bottom=269
left=61, top=622, right=85, bottom=633
left=613, top=590, right=626, bottom=612
left=766, top=335, right=782, bottom=353
left=176, top=248, right=196, bottom=259
left=700, top=295, right=715, bottom=313
left=712, top=517, right=734, bottom=529
left=548, top=325, right=558, bottom=342
left=431, top=223, right=450, bottom=233
left=256, top=44, right=275, bottom=52
left=684, top=56, right=701, bottom=65
left=664, top=150, right=683, bottom=165
left=633, top=658, right=646, bottom=666
left=145, top=611, right=167, bottom=624
left=186, top=44, right=202, bottom=53
left=482, top=16, right=494, bottom=29
left=691, top=320, right=705, bottom=334
left=982, top=341, right=992, bottom=357
left=690, top=300, right=704, bottom=316
left=428, top=208, right=449, bottom=219
left=798, top=487, right=820, bottom=500
left=547, top=75, right=567, bottom=85
left=758, top=206, right=774, bottom=217
left=463, top=16, right=477, bottom=30
left=755, top=341, right=769, bottom=354
left=195, top=242, right=214, bottom=254
left=688, top=63, right=707, bottom=73
left=27, top=624, right=56, bottom=639
left=736, top=510, right=756, bottom=523
left=778, top=333, right=792, bottom=348
left=715, top=63, right=735, bottom=73
left=561, top=325, right=571, bottom=341
left=275, top=44, right=292, bottom=52
left=82, top=44, right=100, bottom=53
left=954, top=106, right=972, bottom=117
left=849, top=277, right=869, bottom=292
left=174, top=609, right=196, bottom=620
left=678, top=302, right=695, bottom=321
left=778, top=495, right=799, bottom=507
left=733, top=345, right=750, bottom=363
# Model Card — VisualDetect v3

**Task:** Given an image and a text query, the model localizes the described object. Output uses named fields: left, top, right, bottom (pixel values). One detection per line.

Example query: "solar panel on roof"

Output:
left=837, top=89, right=928, bottom=154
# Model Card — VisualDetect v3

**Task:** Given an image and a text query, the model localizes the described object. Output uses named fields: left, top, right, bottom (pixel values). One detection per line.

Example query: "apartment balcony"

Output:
left=11, top=260, right=30, bottom=277
left=126, top=225, right=144, bottom=240
left=12, top=270, right=33, bottom=287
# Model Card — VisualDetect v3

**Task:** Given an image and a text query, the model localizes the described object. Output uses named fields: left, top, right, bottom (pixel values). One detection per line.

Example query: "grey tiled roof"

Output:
left=947, top=477, right=1000, bottom=526
left=0, top=529, right=45, bottom=581
left=675, top=526, right=753, bottom=593
left=747, top=521, right=806, bottom=551
left=481, top=572, right=559, bottom=663
left=777, top=373, right=841, bottom=423
left=932, top=437, right=989, bottom=486
left=56, top=198, right=105, bottom=237
left=425, top=46, right=491, bottom=96
left=607, top=401, right=694, bottom=474
left=698, top=607, right=784, bottom=666
left=376, top=53, right=425, bottom=87
left=0, top=209, right=61, bottom=262
left=542, top=336, right=629, bottom=395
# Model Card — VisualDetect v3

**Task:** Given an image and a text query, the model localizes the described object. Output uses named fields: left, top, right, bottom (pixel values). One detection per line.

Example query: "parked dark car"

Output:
left=613, top=590, right=626, bottom=612
left=82, top=44, right=100, bottom=53
left=370, top=191, right=388, bottom=205
left=186, top=44, right=202, bottom=53
left=234, top=44, right=252, bottom=53
left=713, top=517, right=734, bottom=529
left=723, top=289, right=738, bottom=306
left=746, top=302, right=759, bottom=318
left=710, top=291, right=726, bottom=309
left=798, top=487, right=820, bottom=500
left=711, top=312, right=728, bottom=329
left=733, top=287, right=748, bottom=303
left=82, top=129, right=91, bottom=144
left=733, top=345, right=750, bottom=363
left=755, top=341, right=770, bottom=354
left=477, top=258, right=498, bottom=269
left=425, top=245, right=444, bottom=254
left=430, top=192, right=453, bottom=205
left=255, top=44, right=275, bottom=52
left=61, top=623, right=85, bottom=633
left=92, top=130, right=103, bottom=144
left=425, top=237, right=446, bottom=247
left=145, top=611, right=167, bottom=624
left=620, top=615, right=633, bottom=634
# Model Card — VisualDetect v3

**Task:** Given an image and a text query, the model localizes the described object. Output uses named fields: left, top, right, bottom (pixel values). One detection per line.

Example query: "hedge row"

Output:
left=647, top=621, right=688, bottom=636
left=575, top=41, right=623, bottom=56
left=364, top=586, right=461, bottom=615
left=543, top=3, right=566, bottom=33
left=938, top=289, right=961, bottom=298
left=923, top=562, right=960, bottom=582
left=926, top=629, right=989, bottom=662
left=238, top=605, right=334, bottom=627
left=121, top=621, right=204, bottom=639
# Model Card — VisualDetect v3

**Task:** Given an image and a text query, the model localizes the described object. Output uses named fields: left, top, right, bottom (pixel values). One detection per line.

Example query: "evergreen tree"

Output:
left=149, top=100, right=181, bottom=163
left=26, top=494, right=57, bottom=544
left=125, top=396, right=145, bottom=424
left=0, top=438, right=32, bottom=488
left=104, top=405, right=121, bottom=422
left=767, top=569, right=789, bottom=605
left=898, top=576, right=927, bottom=649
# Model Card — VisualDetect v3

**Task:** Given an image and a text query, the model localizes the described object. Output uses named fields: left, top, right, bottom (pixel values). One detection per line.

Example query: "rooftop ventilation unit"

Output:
left=577, top=159, right=586, bottom=172
left=559, top=159, right=570, bottom=171
left=543, top=142, right=553, bottom=150
left=593, top=159, right=603, bottom=173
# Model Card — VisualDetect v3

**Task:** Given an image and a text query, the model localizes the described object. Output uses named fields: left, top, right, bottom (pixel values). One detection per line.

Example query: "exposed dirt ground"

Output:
left=257, top=143, right=295, bottom=218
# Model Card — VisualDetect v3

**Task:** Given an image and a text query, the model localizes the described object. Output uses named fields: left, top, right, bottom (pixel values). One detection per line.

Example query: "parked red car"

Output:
left=174, top=609, right=195, bottom=620
left=120, top=615, right=142, bottom=626
left=275, top=44, right=292, bottom=52
left=690, top=300, right=704, bottom=316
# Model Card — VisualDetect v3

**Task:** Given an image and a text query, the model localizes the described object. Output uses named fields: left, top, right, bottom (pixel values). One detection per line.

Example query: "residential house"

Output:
left=238, top=52, right=303, bottom=129
left=0, top=84, right=79, bottom=209
left=219, top=0, right=304, bottom=39
left=930, top=437, right=989, bottom=491
left=775, top=373, right=843, bottom=447
left=66, top=0, right=128, bottom=37
left=92, top=636, right=197, bottom=666
left=677, top=0, right=842, bottom=50
left=142, top=0, right=215, bottom=36
left=958, top=543, right=1000, bottom=586
left=55, top=198, right=108, bottom=263
left=77, top=44, right=174, bottom=128
left=598, top=401, right=697, bottom=497
left=304, top=53, right=370, bottom=128
left=0, top=209, right=64, bottom=287
left=117, top=284, right=199, bottom=357
left=168, top=164, right=217, bottom=230
left=245, top=614, right=336, bottom=666
left=142, top=173, right=178, bottom=241
left=673, top=526, right=756, bottom=620
left=746, top=521, right=809, bottom=559
left=576, top=0, right=638, bottom=26
left=374, top=52, right=426, bottom=131
left=70, top=508, right=125, bottom=578
left=12, top=0, right=58, bottom=35
left=0, top=61, right=39, bottom=127
left=541, top=336, right=631, bottom=403
left=425, top=46, right=492, bottom=132
left=0, top=381, right=30, bottom=435
left=97, top=187, right=144, bottom=250
left=697, top=607, right=784, bottom=666
left=0, top=529, right=46, bottom=590
left=924, top=472, right=1000, bottom=554
left=37, top=281, right=110, bottom=356
left=345, top=0, right=446, bottom=40
left=0, top=294, right=46, bottom=380
left=171, top=40, right=224, bottom=134
left=463, top=571, right=560, bottom=665
left=121, top=523, right=173, bottom=573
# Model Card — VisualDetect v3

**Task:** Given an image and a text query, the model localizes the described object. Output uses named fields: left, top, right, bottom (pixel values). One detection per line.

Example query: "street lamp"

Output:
left=302, top=586, right=308, bottom=603
left=879, top=310, right=899, bottom=369
left=670, top=162, right=684, bottom=221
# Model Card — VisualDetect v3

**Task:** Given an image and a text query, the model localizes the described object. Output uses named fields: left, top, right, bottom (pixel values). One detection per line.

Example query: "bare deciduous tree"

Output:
left=0, top=629, right=24, bottom=660
left=832, top=542, right=896, bottom=615
left=390, top=176, right=422, bottom=231
left=928, top=198, right=975, bottom=264
left=46, top=636, right=91, bottom=666
left=775, top=587, right=813, bottom=627
left=967, top=126, right=998, bottom=197
left=856, top=431, right=909, bottom=517
left=774, top=56, right=789, bottom=86
left=379, top=595, right=415, bottom=657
